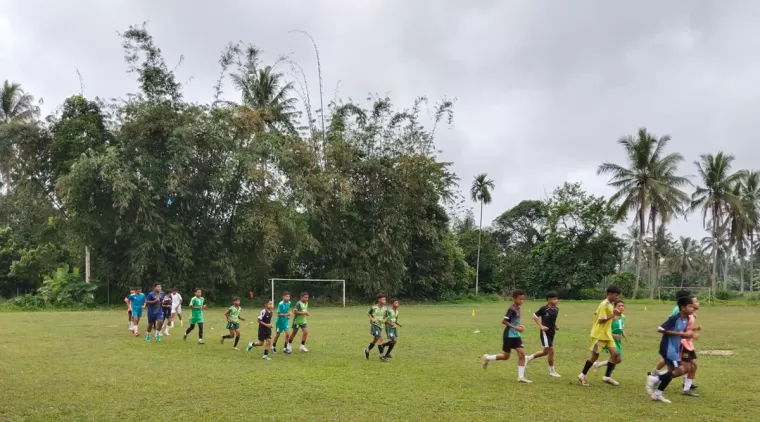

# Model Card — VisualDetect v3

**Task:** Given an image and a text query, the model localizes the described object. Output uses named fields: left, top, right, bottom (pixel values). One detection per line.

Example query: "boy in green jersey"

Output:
left=273, top=292, right=292, bottom=354
left=593, top=299, right=627, bottom=385
left=221, top=297, right=246, bottom=350
left=287, top=292, right=310, bottom=353
left=381, top=298, right=402, bottom=359
left=184, top=288, right=206, bottom=344
left=365, top=293, right=388, bottom=361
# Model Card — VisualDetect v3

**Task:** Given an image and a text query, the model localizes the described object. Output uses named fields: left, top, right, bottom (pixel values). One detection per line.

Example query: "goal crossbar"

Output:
left=269, top=278, right=346, bottom=307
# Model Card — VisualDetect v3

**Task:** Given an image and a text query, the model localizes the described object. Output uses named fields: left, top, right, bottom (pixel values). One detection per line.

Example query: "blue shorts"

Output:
left=275, top=319, right=290, bottom=333
left=148, top=312, right=164, bottom=324
left=132, top=308, right=143, bottom=319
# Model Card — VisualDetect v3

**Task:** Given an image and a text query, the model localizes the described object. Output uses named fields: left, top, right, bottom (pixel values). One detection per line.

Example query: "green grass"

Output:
left=1, top=302, right=759, bottom=421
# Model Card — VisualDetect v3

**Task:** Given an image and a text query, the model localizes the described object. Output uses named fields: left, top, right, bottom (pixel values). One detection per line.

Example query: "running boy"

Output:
left=160, top=290, right=173, bottom=336
left=650, top=290, right=697, bottom=389
left=128, top=287, right=146, bottom=336
left=365, top=293, right=388, bottom=361
left=171, top=288, right=183, bottom=327
left=646, top=295, right=697, bottom=403
left=525, top=291, right=561, bottom=377
left=246, top=298, right=274, bottom=360
left=221, top=296, right=246, bottom=350
left=125, top=288, right=136, bottom=329
left=184, top=288, right=206, bottom=344
left=481, top=289, right=532, bottom=383
left=287, top=292, right=310, bottom=353
left=593, top=299, right=627, bottom=375
left=680, top=296, right=702, bottom=396
left=578, top=285, right=622, bottom=387
left=382, top=298, right=402, bottom=359
left=272, top=292, right=292, bottom=354
left=145, top=282, right=165, bottom=342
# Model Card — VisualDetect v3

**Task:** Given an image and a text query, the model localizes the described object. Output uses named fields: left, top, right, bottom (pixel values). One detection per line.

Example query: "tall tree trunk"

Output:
left=740, top=255, right=744, bottom=292
left=85, top=245, right=91, bottom=283
left=475, top=200, right=483, bottom=296
left=723, top=254, right=730, bottom=291
left=710, top=210, right=718, bottom=294
left=649, top=218, right=657, bottom=299
left=633, top=208, right=645, bottom=299
left=750, top=232, right=755, bottom=296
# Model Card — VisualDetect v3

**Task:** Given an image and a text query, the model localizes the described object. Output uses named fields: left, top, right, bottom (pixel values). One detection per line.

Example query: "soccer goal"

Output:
left=269, top=278, right=347, bottom=307
left=657, top=286, right=712, bottom=306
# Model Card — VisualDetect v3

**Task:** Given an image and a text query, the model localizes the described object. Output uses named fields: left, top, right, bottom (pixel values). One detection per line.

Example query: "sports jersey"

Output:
left=228, top=305, right=242, bottom=323
left=258, top=308, right=273, bottom=325
left=128, top=293, right=146, bottom=312
left=276, top=300, right=291, bottom=322
left=670, top=305, right=679, bottom=317
left=368, top=305, right=387, bottom=327
left=190, top=296, right=205, bottom=322
left=658, top=313, right=689, bottom=362
left=503, top=304, right=522, bottom=338
left=293, top=301, right=308, bottom=325
left=161, top=294, right=173, bottom=309
left=611, top=315, right=625, bottom=337
left=534, top=305, right=559, bottom=332
left=589, top=299, right=614, bottom=341
left=680, top=314, right=696, bottom=351
left=386, top=308, right=399, bottom=326
left=146, top=291, right=164, bottom=315
left=171, top=292, right=182, bottom=307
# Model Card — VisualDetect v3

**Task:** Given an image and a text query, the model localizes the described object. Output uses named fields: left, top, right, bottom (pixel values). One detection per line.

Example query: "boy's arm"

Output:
left=532, top=307, right=547, bottom=330
left=658, top=316, right=691, bottom=338
left=367, top=308, right=376, bottom=323
left=294, top=303, right=307, bottom=315
left=502, top=309, right=524, bottom=332
left=224, top=308, right=232, bottom=322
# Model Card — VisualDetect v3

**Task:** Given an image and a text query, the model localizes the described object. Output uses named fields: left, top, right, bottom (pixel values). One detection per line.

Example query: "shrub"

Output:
left=38, top=265, right=97, bottom=307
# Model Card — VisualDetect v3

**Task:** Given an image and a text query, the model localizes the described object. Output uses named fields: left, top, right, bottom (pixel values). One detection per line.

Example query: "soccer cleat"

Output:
left=385, top=354, right=393, bottom=359
left=365, top=349, right=370, bottom=360
left=263, top=355, right=271, bottom=360
left=380, top=355, right=388, bottom=362
left=233, top=347, right=240, bottom=351
left=646, top=374, right=660, bottom=395
left=549, top=371, right=562, bottom=378
left=578, top=374, right=589, bottom=387
left=146, top=335, right=151, bottom=342
left=524, top=355, right=533, bottom=367
left=156, top=335, right=161, bottom=343
left=198, top=339, right=205, bottom=344
left=272, top=346, right=277, bottom=354
left=481, top=354, right=489, bottom=369
left=300, top=345, right=309, bottom=352
left=690, top=384, right=698, bottom=390
left=164, top=331, right=170, bottom=336
left=593, top=363, right=601, bottom=376
left=681, top=389, right=699, bottom=397
left=220, top=336, right=225, bottom=344
left=246, top=342, right=254, bottom=352
left=602, top=377, right=619, bottom=386
left=183, top=333, right=188, bottom=341
left=518, top=377, right=533, bottom=383
left=651, top=393, right=672, bottom=403
left=284, top=348, right=292, bottom=355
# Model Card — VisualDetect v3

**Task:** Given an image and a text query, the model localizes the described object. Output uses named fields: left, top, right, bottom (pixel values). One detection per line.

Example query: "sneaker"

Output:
left=155, top=335, right=161, bottom=343
left=481, top=354, right=489, bottom=369
left=518, top=377, right=533, bottom=383
left=246, top=343, right=254, bottom=352
left=380, top=355, right=388, bottom=362
left=690, top=384, right=698, bottom=390
left=365, top=349, right=370, bottom=360
left=133, top=332, right=140, bottom=337
left=183, top=333, right=188, bottom=341
left=646, top=374, right=660, bottom=395
left=272, top=346, right=277, bottom=354
left=198, top=339, right=205, bottom=344
left=593, top=362, right=601, bottom=376
left=549, top=371, right=562, bottom=378
left=602, top=377, right=619, bottom=386
left=300, top=345, right=309, bottom=352
left=233, top=347, right=240, bottom=351
left=220, top=336, right=225, bottom=344
left=263, top=355, right=271, bottom=360
left=378, top=344, right=385, bottom=355
left=385, top=354, right=393, bottom=359
left=681, top=389, right=699, bottom=397
left=578, top=374, right=589, bottom=387
left=284, top=348, right=292, bottom=355
left=145, top=335, right=151, bottom=342
left=524, top=355, right=533, bottom=367
left=651, top=393, right=672, bottom=403
left=164, top=332, right=170, bottom=336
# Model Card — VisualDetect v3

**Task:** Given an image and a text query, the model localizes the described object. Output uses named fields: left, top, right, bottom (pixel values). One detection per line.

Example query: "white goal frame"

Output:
left=269, top=278, right=347, bottom=307
left=657, top=286, right=712, bottom=306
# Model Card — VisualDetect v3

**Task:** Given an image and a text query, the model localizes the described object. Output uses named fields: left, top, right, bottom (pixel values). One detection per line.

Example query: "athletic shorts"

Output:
left=258, top=327, right=272, bottom=342
left=660, top=354, right=681, bottom=369
left=604, top=339, right=622, bottom=356
left=540, top=330, right=555, bottom=348
left=227, top=322, right=240, bottom=330
left=370, top=325, right=383, bottom=338
left=147, top=312, right=164, bottom=324
left=385, top=326, right=398, bottom=340
left=162, top=308, right=172, bottom=320
left=293, top=323, right=308, bottom=329
left=502, top=335, right=524, bottom=352
left=275, top=319, right=290, bottom=333
left=590, top=338, right=614, bottom=353
left=172, top=304, right=182, bottom=314
left=132, top=308, right=143, bottom=319
left=681, top=348, right=696, bottom=362
left=189, top=317, right=203, bottom=325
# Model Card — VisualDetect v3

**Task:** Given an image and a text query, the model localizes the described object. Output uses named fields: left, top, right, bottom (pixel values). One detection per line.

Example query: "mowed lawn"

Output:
left=1, top=301, right=759, bottom=422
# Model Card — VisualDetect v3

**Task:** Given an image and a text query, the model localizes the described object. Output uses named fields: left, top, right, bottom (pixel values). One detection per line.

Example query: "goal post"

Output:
left=657, top=286, right=712, bottom=306
left=269, top=278, right=347, bottom=307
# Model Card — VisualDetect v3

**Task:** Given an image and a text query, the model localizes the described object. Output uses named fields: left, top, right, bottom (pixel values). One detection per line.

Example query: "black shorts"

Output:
left=681, top=348, right=696, bottom=362
left=163, top=308, right=172, bottom=320
left=258, top=328, right=272, bottom=342
left=502, top=335, right=524, bottom=352
left=540, top=330, right=555, bottom=348
left=128, top=310, right=132, bottom=317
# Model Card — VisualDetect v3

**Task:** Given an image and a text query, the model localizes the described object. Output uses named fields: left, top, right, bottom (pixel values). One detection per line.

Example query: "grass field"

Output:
left=1, top=301, right=759, bottom=421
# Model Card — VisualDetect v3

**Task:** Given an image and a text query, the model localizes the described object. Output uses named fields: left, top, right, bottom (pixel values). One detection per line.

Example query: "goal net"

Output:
left=269, top=278, right=347, bottom=307
left=657, top=286, right=712, bottom=306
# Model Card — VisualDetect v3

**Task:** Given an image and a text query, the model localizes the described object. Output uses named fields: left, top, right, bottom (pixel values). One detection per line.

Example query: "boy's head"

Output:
left=613, top=299, right=625, bottom=315
left=152, top=282, right=162, bottom=292
left=129, top=287, right=136, bottom=294
left=390, top=298, right=399, bottom=308
left=690, top=295, right=700, bottom=311
left=606, top=285, right=621, bottom=301
left=137, top=287, right=142, bottom=293
left=545, top=291, right=558, bottom=306
left=300, top=292, right=309, bottom=302
left=171, top=288, right=178, bottom=293
left=512, top=289, right=526, bottom=306
left=675, top=289, right=691, bottom=301
left=265, top=298, right=273, bottom=309
left=232, top=296, right=240, bottom=306
left=677, top=296, right=695, bottom=315
left=282, top=291, right=291, bottom=302
left=194, top=288, right=202, bottom=297
left=376, top=293, right=387, bottom=305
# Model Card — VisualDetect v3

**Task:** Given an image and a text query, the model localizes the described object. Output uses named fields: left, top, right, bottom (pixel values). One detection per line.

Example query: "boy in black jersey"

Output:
left=246, top=298, right=274, bottom=360
left=525, top=291, right=561, bottom=377
left=160, top=291, right=174, bottom=336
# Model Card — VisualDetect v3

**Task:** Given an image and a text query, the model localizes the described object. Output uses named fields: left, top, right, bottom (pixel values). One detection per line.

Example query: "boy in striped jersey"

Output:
left=381, top=298, right=402, bottom=359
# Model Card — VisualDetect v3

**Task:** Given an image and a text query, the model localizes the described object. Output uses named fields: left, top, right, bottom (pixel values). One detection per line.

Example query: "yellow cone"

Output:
left=472, top=309, right=475, bottom=316
left=644, top=306, right=648, bottom=311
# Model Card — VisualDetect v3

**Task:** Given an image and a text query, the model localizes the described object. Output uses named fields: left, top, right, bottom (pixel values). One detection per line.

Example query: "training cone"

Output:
left=644, top=306, right=648, bottom=311
left=471, top=309, right=475, bottom=316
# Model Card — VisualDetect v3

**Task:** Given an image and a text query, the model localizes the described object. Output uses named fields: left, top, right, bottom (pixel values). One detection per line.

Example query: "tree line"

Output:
left=0, top=25, right=756, bottom=306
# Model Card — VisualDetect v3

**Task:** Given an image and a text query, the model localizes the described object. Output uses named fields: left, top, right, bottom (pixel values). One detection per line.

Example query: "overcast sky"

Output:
left=3, top=0, right=760, bottom=240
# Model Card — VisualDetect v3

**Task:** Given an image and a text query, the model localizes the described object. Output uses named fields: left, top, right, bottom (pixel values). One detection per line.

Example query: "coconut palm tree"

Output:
left=0, top=80, right=41, bottom=193
left=741, top=171, right=760, bottom=294
left=597, top=128, right=689, bottom=298
left=676, top=236, right=699, bottom=287
left=470, top=173, right=495, bottom=295
left=691, top=152, right=745, bottom=294
left=728, top=181, right=751, bottom=291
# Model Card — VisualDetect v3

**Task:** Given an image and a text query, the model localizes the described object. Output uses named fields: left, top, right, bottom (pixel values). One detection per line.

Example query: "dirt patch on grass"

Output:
left=700, top=349, right=734, bottom=356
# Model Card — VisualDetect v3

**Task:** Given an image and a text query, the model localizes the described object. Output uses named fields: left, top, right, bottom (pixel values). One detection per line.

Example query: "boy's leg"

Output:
left=384, top=338, right=396, bottom=357
left=222, top=328, right=235, bottom=344
left=516, top=347, right=530, bottom=382
left=580, top=339, right=603, bottom=384
left=233, top=329, right=241, bottom=348
left=273, top=331, right=281, bottom=351
left=602, top=347, right=619, bottom=384
left=287, top=327, right=298, bottom=347
left=197, top=322, right=204, bottom=340
left=264, top=338, right=272, bottom=357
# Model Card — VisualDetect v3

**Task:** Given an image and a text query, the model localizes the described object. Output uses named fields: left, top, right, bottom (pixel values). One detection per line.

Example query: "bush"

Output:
left=579, top=288, right=602, bottom=300
left=714, top=289, right=743, bottom=301
left=38, top=265, right=97, bottom=307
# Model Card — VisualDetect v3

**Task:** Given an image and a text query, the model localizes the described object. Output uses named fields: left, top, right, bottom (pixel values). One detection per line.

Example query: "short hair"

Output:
left=376, top=293, right=386, bottom=301
left=232, top=296, right=240, bottom=302
left=613, top=299, right=625, bottom=306
left=194, top=288, right=201, bottom=293
left=264, top=298, right=272, bottom=304
left=171, top=288, right=178, bottom=292
left=130, top=287, right=137, bottom=291
left=545, top=291, right=558, bottom=300
left=153, top=282, right=161, bottom=288
left=512, top=289, right=526, bottom=298
left=300, top=291, right=309, bottom=297
left=606, top=285, right=621, bottom=294
left=675, top=289, right=691, bottom=300
left=390, top=298, right=399, bottom=304
left=677, top=296, right=693, bottom=308
left=282, top=291, right=291, bottom=296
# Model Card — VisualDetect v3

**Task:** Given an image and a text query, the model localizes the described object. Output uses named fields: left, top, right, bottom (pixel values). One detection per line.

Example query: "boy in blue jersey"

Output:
left=145, top=282, right=165, bottom=342
left=646, top=296, right=696, bottom=403
left=128, top=287, right=146, bottom=336
left=272, top=292, right=292, bottom=354
left=481, top=289, right=532, bottom=383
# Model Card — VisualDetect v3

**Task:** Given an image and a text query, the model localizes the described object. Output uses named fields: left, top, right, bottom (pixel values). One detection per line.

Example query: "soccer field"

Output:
left=1, top=301, right=758, bottom=421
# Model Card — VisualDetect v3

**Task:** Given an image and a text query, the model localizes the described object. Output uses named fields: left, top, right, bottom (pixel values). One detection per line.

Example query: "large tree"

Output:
left=0, top=80, right=41, bottom=193
left=740, top=170, right=760, bottom=293
left=470, top=173, right=494, bottom=295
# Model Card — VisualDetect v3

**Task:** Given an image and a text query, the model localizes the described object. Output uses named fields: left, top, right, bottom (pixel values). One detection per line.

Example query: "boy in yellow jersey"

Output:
left=578, top=285, right=622, bottom=387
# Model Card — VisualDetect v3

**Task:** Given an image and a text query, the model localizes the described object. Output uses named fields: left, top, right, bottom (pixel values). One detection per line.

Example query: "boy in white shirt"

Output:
left=171, top=288, right=183, bottom=327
